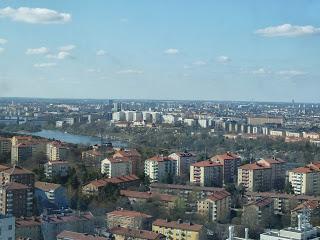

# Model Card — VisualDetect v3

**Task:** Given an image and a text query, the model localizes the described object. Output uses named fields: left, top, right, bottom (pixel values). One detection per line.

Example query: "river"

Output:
left=26, top=129, right=127, bottom=147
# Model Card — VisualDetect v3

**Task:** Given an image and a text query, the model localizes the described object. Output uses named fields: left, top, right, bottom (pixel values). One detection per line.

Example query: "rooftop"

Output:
left=120, top=190, right=177, bottom=202
left=35, top=181, right=61, bottom=192
left=107, top=209, right=152, bottom=218
left=191, top=160, right=222, bottom=167
left=152, top=219, right=203, bottom=232
left=110, top=227, right=163, bottom=240
left=57, top=230, right=106, bottom=240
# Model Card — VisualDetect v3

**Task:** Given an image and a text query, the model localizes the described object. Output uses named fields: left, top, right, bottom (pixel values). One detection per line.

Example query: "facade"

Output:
left=35, top=181, right=68, bottom=212
left=197, top=190, right=231, bottom=222
left=290, top=200, right=320, bottom=227
left=211, top=152, right=241, bottom=184
left=288, top=163, right=320, bottom=195
left=82, top=175, right=140, bottom=196
left=152, top=219, right=204, bottom=240
left=44, top=161, right=70, bottom=179
left=0, top=182, right=33, bottom=217
left=144, top=156, right=177, bottom=183
left=11, top=143, right=32, bottom=165
left=168, top=151, right=196, bottom=176
left=190, top=160, right=223, bottom=187
left=101, top=157, right=132, bottom=178
left=46, top=141, right=68, bottom=161
left=111, top=227, right=165, bottom=240
left=106, top=209, right=152, bottom=230
left=0, top=137, right=11, bottom=155
left=238, top=162, right=272, bottom=192
left=0, top=214, right=15, bottom=240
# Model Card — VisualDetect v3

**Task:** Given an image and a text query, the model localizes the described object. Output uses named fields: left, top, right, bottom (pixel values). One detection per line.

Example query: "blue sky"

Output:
left=0, top=0, right=320, bottom=102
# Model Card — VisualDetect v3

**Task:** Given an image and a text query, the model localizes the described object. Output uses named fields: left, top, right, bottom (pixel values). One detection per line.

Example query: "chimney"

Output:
left=228, top=226, right=234, bottom=240
left=297, top=214, right=302, bottom=231
left=245, top=228, right=249, bottom=240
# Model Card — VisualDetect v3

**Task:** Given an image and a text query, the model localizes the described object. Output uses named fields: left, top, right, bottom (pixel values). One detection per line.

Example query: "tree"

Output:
left=284, top=180, right=294, bottom=194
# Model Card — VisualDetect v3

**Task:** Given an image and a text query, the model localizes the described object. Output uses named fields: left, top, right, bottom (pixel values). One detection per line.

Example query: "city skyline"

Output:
left=1, top=0, right=320, bottom=102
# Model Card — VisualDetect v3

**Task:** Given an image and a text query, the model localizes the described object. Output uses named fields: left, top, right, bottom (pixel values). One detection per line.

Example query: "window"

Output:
left=8, top=225, right=12, bottom=230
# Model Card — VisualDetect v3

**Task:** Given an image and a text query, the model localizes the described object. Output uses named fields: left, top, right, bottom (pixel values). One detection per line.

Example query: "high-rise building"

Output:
left=211, top=152, right=241, bottom=184
left=46, top=141, right=68, bottom=161
left=168, top=151, right=196, bottom=176
left=101, top=157, right=133, bottom=178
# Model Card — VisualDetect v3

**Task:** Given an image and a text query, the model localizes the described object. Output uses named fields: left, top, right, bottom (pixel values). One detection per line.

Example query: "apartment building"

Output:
left=0, top=214, right=15, bottom=240
left=190, top=160, right=223, bottom=187
left=1, top=165, right=35, bottom=188
left=11, top=143, right=32, bottom=165
left=120, top=190, right=177, bottom=209
left=238, top=162, right=272, bottom=192
left=210, top=152, right=241, bottom=184
left=0, top=182, right=33, bottom=217
left=144, top=156, right=177, bottom=183
left=288, top=162, right=320, bottom=195
left=168, top=151, right=196, bottom=176
left=46, top=141, right=68, bottom=161
left=290, top=200, right=319, bottom=227
left=111, top=227, right=165, bottom=240
left=35, top=181, right=68, bottom=211
left=242, top=198, right=274, bottom=224
left=256, top=157, right=286, bottom=189
left=15, top=211, right=94, bottom=240
left=197, top=190, right=231, bottom=222
left=152, top=219, right=204, bottom=240
left=82, top=175, right=140, bottom=196
left=113, top=149, right=142, bottom=175
left=44, top=161, right=70, bottom=179
left=106, top=209, right=153, bottom=230
left=101, top=157, right=133, bottom=178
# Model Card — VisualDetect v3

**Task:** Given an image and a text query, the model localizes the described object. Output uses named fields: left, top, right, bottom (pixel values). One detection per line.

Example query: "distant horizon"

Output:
left=0, top=96, right=318, bottom=105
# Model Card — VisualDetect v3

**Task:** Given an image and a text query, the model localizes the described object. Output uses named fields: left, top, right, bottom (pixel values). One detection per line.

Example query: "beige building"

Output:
left=238, top=162, right=272, bottom=192
left=46, top=141, right=68, bottom=161
left=57, top=230, right=107, bottom=240
left=288, top=162, right=320, bottom=195
left=242, top=197, right=274, bottom=224
left=197, top=190, right=231, bottom=222
left=1, top=165, right=35, bottom=188
left=106, top=209, right=152, bottom=230
left=144, top=156, right=177, bottom=183
left=152, top=219, right=204, bottom=240
left=101, top=157, right=133, bottom=178
left=190, top=160, right=223, bottom=187
left=113, top=149, right=142, bottom=175
left=210, top=152, right=241, bottom=184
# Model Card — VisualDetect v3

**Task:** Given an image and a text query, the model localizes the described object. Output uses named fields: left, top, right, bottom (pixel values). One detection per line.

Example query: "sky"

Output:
left=0, top=0, right=320, bottom=102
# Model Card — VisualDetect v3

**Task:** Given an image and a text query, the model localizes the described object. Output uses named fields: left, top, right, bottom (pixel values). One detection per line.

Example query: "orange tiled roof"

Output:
left=191, top=160, right=222, bottom=168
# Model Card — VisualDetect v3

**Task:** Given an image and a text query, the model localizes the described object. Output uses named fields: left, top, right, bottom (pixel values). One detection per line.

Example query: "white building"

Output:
left=162, top=114, right=177, bottom=124
left=44, top=161, right=70, bottom=179
left=142, top=112, right=153, bottom=123
left=0, top=214, right=15, bottom=240
left=112, top=111, right=126, bottom=121
left=133, top=112, right=143, bottom=122
left=184, top=118, right=197, bottom=127
left=101, top=157, right=132, bottom=178
left=144, top=156, right=177, bottom=183
left=198, top=119, right=208, bottom=128
left=260, top=213, right=319, bottom=240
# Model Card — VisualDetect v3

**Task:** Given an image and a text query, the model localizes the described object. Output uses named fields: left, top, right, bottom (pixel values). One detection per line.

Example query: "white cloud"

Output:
left=0, top=38, right=7, bottom=45
left=26, top=47, right=49, bottom=55
left=96, top=50, right=107, bottom=56
left=216, top=55, right=231, bottom=63
left=47, top=51, right=71, bottom=60
left=0, top=7, right=71, bottom=24
left=277, top=70, right=305, bottom=77
left=164, top=48, right=179, bottom=55
left=252, top=68, right=268, bottom=74
left=0, top=47, right=4, bottom=53
left=33, top=62, right=56, bottom=68
left=255, top=24, right=320, bottom=37
left=59, top=45, right=75, bottom=51
left=192, top=60, right=207, bottom=66
left=117, top=69, right=144, bottom=75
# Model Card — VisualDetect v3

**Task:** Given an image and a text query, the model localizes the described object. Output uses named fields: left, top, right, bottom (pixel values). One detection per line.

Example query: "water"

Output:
left=27, top=129, right=127, bottom=147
